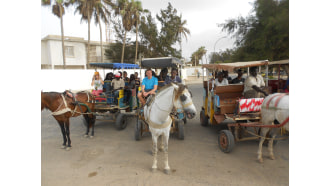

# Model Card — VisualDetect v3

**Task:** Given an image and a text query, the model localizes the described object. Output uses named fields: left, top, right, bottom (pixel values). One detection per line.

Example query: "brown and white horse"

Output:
left=41, top=91, right=95, bottom=150
left=258, top=93, right=289, bottom=163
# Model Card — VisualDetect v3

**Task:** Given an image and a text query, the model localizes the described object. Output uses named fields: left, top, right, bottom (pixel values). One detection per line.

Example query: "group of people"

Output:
left=91, top=67, right=182, bottom=107
left=211, top=67, right=269, bottom=98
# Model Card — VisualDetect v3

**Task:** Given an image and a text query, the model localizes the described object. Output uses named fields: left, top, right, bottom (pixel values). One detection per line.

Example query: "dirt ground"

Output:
left=41, top=84, right=289, bottom=186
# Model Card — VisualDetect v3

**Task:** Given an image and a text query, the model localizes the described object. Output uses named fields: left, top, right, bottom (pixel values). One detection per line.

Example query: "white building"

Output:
left=41, top=35, right=110, bottom=69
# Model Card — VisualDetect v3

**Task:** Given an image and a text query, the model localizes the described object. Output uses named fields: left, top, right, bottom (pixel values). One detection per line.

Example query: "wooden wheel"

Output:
left=218, top=130, right=235, bottom=153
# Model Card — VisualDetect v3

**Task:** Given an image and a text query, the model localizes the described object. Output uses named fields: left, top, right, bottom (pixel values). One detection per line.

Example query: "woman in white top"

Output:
left=91, top=71, right=104, bottom=96
left=214, top=71, right=228, bottom=87
left=213, top=72, right=228, bottom=111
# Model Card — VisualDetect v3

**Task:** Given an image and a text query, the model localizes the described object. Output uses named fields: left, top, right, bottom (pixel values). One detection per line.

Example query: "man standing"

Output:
left=112, top=73, right=125, bottom=104
left=137, top=68, right=158, bottom=106
left=243, top=67, right=268, bottom=98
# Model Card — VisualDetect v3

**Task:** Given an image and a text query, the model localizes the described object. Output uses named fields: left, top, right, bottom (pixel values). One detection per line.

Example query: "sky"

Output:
left=41, top=0, right=254, bottom=62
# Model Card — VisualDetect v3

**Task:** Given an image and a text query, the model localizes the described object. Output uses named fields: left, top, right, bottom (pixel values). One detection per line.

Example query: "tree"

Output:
left=190, top=46, right=206, bottom=66
left=113, top=0, right=136, bottom=63
left=131, top=0, right=148, bottom=64
left=156, top=3, right=181, bottom=58
left=175, top=14, right=190, bottom=57
left=220, top=0, right=289, bottom=61
left=92, top=0, right=114, bottom=63
left=42, top=0, right=69, bottom=68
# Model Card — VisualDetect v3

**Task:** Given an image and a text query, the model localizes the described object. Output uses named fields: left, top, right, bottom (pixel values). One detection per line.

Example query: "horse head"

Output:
left=173, top=83, right=197, bottom=119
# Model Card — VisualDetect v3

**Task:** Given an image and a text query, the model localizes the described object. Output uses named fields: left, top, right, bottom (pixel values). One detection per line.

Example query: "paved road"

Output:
left=41, top=83, right=289, bottom=186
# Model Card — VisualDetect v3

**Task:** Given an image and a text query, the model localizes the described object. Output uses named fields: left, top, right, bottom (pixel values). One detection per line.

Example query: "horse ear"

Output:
left=172, top=83, right=179, bottom=90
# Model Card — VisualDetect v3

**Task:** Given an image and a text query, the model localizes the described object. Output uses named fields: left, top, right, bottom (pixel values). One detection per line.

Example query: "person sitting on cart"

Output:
left=137, top=68, right=158, bottom=106
left=213, top=72, right=229, bottom=111
left=158, top=68, right=168, bottom=87
left=243, top=67, right=268, bottom=98
left=124, top=74, right=136, bottom=104
left=103, top=72, right=114, bottom=93
left=223, top=70, right=232, bottom=84
left=112, top=73, right=125, bottom=105
left=91, top=71, right=104, bottom=96
left=165, top=68, right=182, bottom=84
left=231, top=69, right=245, bottom=84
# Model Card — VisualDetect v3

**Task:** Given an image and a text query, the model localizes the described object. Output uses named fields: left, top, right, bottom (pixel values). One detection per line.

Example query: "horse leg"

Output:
left=90, top=115, right=95, bottom=138
left=163, top=132, right=170, bottom=174
left=151, top=134, right=158, bottom=172
left=84, top=115, right=90, bottom=138
left=268, top=128, right=280, bottom=160
left=64, top=120, right=71, bottom=151
left=158, top=135, right=164, bottom=152
left=257, top=128, right=268, bottom=163
left=57, top=121, right=67, bottom=149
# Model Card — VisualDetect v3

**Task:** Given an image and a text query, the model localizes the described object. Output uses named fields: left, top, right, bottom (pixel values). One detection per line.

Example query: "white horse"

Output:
left=143, top=83, right=197, bottom=174
left=258, top=93, right=289, bottom=163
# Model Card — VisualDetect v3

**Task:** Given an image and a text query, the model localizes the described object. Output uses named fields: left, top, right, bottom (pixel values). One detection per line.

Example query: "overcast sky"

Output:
left=41, top=0, right=254, bottom=61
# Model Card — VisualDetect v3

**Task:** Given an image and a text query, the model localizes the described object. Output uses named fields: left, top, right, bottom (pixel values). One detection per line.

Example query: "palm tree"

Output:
left=92, top=0, right=114, bottom=63
left=175, top=14, right=190, bottom=58
left=71, top=0, right=93, bottom=64
left=115, top=0, right=135, bottom=64
left=42, top=0, right=68, bottom=69
left=131, top=1, right=148, bottom=64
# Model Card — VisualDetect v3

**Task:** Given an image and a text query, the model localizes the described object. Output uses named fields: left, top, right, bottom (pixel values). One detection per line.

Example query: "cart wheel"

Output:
left=135, top=120, right=142, bottom=141
left=177, top=120, right=184, bottom=140
left=200, top=110, right=209, bottom=127
left=115, top=113, right=127, bottom=130
left=218, top=130, right=235, bottom=153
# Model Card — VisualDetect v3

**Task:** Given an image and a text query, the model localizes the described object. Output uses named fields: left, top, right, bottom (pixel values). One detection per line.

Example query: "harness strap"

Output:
left=147, top=117, right=172, bottom=129
left=266, top=93, right=287, bottom=109
left=52, top=94, right=73, bottom=116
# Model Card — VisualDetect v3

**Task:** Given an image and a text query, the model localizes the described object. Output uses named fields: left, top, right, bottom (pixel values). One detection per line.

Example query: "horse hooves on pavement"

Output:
left=258, top=158, right=264, bottom=163
left=66, top=147, right=72, bottom=151
left=61, top=145, right=66, bottom=149
left=164, top=169, right=170, bottom=175
left=89, top=136, right=94, bottom=139
left=151, top=168, right=157, bottom=173
left=84, top=134, right=89, bottom=138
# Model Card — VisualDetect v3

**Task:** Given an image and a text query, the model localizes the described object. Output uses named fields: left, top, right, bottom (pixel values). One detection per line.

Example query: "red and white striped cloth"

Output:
left=239, top=98, right=264, bottom=112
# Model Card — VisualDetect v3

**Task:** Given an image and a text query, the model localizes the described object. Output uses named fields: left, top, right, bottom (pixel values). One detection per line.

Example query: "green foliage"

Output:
left=107, top=2, right=187, bottom=60
left=220, top=0, right=289, bottom=61
left=190, top=46, right=206, bottom=65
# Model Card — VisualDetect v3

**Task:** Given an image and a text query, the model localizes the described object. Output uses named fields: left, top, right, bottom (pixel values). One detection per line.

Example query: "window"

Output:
left=65, top=46, right=74, bottom=57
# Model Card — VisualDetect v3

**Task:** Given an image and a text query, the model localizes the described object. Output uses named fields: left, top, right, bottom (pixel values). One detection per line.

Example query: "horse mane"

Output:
left=155, top=83, right=188, bottom=101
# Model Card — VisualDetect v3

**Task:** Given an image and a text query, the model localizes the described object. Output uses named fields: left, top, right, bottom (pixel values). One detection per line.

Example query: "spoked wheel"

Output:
left=200, top=109, right=209, bottom=127
left=177, top=120, right=184, bottom=140
left=115, top=113, right=127, bottom=130
left=135, top=119, right=142, bottom=141
left=218, top=130, right=235, bottom=153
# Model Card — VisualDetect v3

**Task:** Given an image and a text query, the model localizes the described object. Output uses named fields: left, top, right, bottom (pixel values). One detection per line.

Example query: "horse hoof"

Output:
left=61, top=145, right=66, bottom=149
left=269, top=155, right=275, bottom=160
left=151, top=168, right=157, bottom=173
left=164, top=169, right=170, bottom=175
left=84, top=134, right=89, bottom=138
left=89, top=136, right=94, bottom=139
left=258, top=158, right=264, bottom=163
left=66, top=147, right=71, bottom=151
